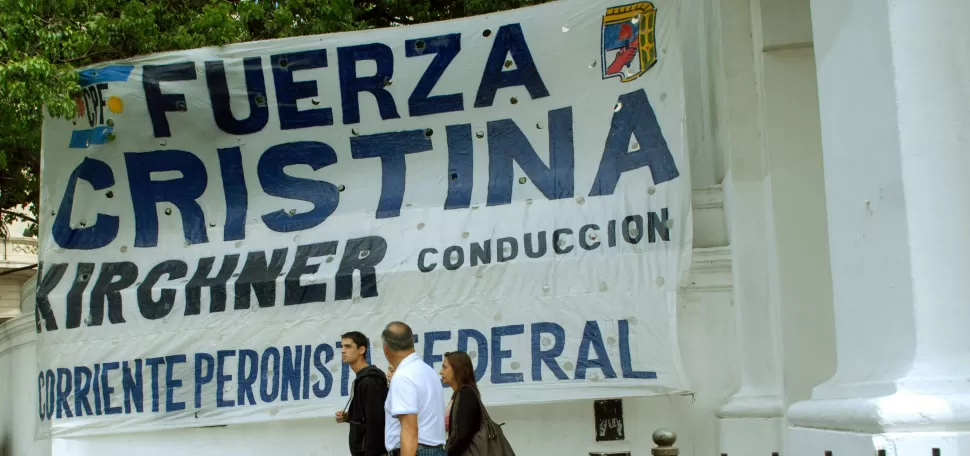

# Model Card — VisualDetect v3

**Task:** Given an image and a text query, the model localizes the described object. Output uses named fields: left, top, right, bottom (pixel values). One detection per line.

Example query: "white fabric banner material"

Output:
left=36, top=0, right=692, bottom=437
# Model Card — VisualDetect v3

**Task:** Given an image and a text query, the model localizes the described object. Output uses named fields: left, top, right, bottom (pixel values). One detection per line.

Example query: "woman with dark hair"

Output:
left=441, top=351, right=482, bottom=456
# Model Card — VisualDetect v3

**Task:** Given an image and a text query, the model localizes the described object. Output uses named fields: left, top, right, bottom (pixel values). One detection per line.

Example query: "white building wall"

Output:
left=0, top=277, right=47, bottom=456
left=0, top=236, right=38, bottom=322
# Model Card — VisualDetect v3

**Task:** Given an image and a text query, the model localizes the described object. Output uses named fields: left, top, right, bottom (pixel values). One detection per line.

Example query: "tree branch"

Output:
left=59, top=47, right=119, bottom=64
left=0, top=210, right=37, bottom=224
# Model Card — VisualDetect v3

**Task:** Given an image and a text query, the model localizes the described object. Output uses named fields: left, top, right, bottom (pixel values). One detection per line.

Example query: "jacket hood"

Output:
left=355, top=365, right=388, bottom=382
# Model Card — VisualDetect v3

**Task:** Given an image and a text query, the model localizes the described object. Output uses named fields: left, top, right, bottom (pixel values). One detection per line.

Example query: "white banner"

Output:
left=36, top=0, right=692, bottom=437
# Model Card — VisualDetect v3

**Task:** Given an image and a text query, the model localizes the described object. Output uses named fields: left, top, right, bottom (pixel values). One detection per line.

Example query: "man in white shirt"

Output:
left=382, top=321, right=447, bottom=456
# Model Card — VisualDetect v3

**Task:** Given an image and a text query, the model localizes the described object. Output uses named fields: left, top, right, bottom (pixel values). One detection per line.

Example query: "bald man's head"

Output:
left=381, top=321, right=414, bottom=352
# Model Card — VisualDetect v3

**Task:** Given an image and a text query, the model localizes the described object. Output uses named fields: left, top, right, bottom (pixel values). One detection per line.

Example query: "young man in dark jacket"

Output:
left=335, top=331, right=388, bottom=456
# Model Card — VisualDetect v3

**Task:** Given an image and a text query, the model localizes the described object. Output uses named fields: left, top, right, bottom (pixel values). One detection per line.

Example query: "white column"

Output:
left=789, top=0, right=970, bottom=449
left=714, top=0, right=783, bottom=417
left=710, top=0, right=785, bottom=453
left=0, top=276, right=50, bottom=456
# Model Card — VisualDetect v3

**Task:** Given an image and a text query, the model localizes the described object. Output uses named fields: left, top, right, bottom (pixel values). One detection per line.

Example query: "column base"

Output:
left=718, top=417, right=783, bottom=456
left=716, top=393, right=783, bottom=455
left=787, top=427, right=970, bottom=456
left=788, top=391, right=970, bottom=434
left=716, top=393, right=784, bottom=419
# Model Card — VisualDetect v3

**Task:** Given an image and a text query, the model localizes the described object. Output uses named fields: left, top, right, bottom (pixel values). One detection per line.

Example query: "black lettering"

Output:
left=186, top=255, right=239, bottom=315
left=623, top=215, right=644, bottom=245
left=608, top=220, right=617, bottom=247
left=335, top=236, right=387, bottom=300
left=35, top=262, right=67, bottom=332
left=66, top=263, right=95, bottom=329
left=553, top=229, right=574, bottom=254
left=580, top=224, right=601, bottom=251
left=418, top=248, right=438, bottom=273
left=524, top=232, right=546, bottom=259
left=497, top=237, right=518, bottom=262
left=285, top=242, right=337, bottom=305
left=470, top=240, right=491, bottom=267
left=648, top=209, right=670, bottom=242
left=137, top=260, right=188, bottom=320
left=234, top=249, right=288, bottom=309
left=443, top=246, right=464, bottom=271
left=88, top=262, right=138, bottom=326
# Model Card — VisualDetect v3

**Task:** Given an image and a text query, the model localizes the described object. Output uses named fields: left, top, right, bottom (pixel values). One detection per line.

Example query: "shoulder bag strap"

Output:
left=470, top=387, right=499, bottom=438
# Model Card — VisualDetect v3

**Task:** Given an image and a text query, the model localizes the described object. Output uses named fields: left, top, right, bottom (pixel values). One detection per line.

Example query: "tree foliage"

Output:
left=0, top=0, right=550, bottom=238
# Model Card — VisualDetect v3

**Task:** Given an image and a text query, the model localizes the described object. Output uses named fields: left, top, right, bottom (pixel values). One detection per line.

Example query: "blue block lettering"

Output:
left=52, top=158, right=119, bottom=250
left=101, top=361, right=122, bottom=415
left=46, top=369, right=56, bottom=419
left=351, top=130, right=433, bottom=218
left=258, top=141, right=340, bottom=232
left=423, top=331, right=451, bottom=370
left=165, top=354, right=187, bottom=412
left=206, top=57, right=269, bottom=135
left=490, top=325, right=525, bottom=384
left=531, top=322, right=568, bottom=381
left=56, top=368, right=73, bottom=418
left=125, top=150, right=209, bottom=247
left=302, top=344, right=312, bottom=400
left=486, top=107, right=574, bottom=206
left=281, top=346, right=303, bottom=401
left=272, top=50, right=333, bottom=130
left=195, top=353, right=215, bottom=408
left=73, top=366, right=94, bottom=417
left=590, top=89, right=680, bottom=196
left=340, top=341, right=350, bottom=397
left=260, top=348, right=281, bottom=403
left=143, top=62, right=197, bottom=137
left=38, top=372, right=44, bottom=421
left=146, top=357, right=164, bottom=412
left=122, top=360, right=144, bottom=414
left=217, top=350, right=237, bottom=407
left=237, top=349, right=259, bottom=406
left=218, top=147, right=249, bottom=241
left=406, top=34, right=463, bottom=116
left=445, top=124, right=473, bottom=210
left=575, top=321, right=617, bottom=380
left=475, top=24, right=549, bottom=108
left=38, top=372, right=45, bottom=421
left=90, top=365, right=101, bottom=416
left=458, top=329, right=488, bottom=382
left=619, top=319, right=657, bottom=379
left=338, top=43, right=400, bottom=124
left=313, top=344, right=334, bottom=398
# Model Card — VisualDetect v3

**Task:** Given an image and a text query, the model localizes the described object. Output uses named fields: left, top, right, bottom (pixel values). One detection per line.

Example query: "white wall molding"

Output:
left=716, top=393, right=784, bottom=418
left=692, top=185, right=725, bottom=210
left=0, top=237, right=37, bottom=269
left=692, top=185, right=729, bottom=249
left=0, top=313, right=36, bottom=357
left=685, top=246, right=732, bottom=292
left=20, top=274, right=36, bottom=314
